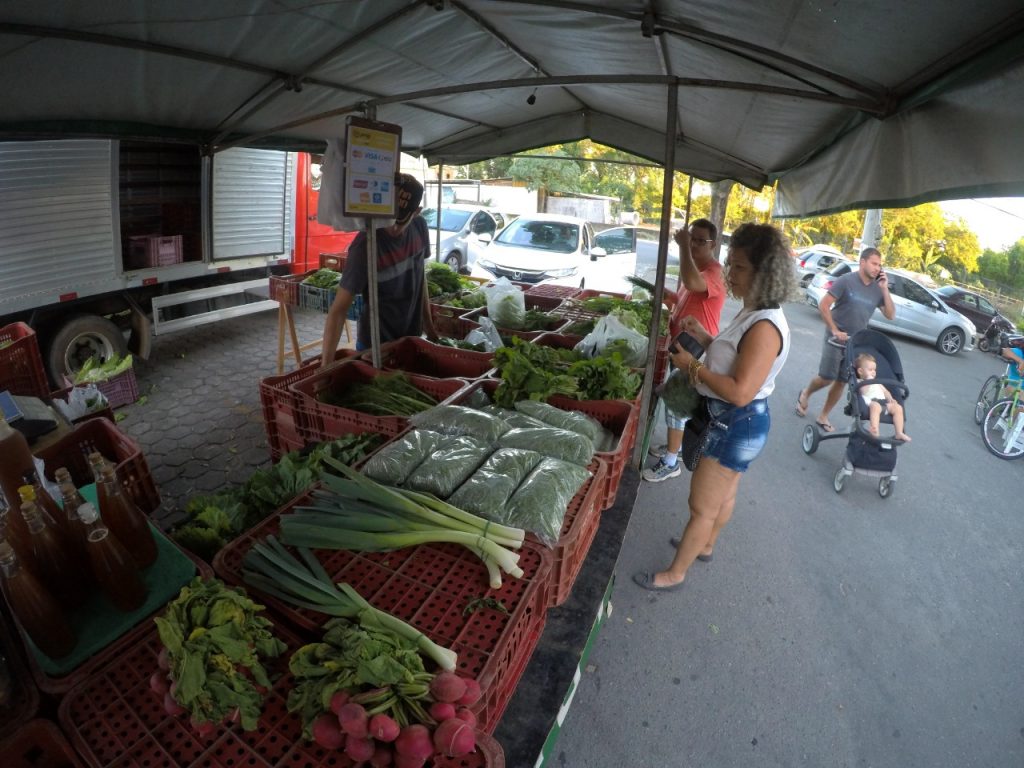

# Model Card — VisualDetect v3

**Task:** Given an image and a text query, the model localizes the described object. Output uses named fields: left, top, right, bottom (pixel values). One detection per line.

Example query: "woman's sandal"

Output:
left=632, top=571, right=686, bottom=592
left=816, top=419, right=836, bottom=433
left=795, top=390, right=809, bottom=417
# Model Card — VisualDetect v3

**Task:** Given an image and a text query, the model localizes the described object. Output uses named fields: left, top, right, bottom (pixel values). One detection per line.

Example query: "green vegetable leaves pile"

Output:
left=426, top=262, right=476, bottom=297
left=72, top=353, right=134, bottom=384
left=154, top=577, right=286, bottom=731
left=316, top=372, right=439, bottom=416
left=302, top=269, right=342, bottom=289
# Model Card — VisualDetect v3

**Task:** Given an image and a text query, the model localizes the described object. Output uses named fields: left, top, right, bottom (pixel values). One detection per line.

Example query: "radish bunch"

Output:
left=307, top=671, right=482, bottom=767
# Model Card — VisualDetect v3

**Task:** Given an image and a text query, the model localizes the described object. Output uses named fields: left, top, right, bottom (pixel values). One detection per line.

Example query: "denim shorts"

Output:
left=702, top=398, right=771, bottom=473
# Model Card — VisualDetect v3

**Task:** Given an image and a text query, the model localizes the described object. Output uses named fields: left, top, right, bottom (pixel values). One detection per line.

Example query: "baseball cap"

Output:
left=394, top=173, right=424, bottom=225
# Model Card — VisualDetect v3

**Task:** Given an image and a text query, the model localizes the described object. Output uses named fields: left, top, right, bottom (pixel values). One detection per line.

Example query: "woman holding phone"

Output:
left=633, top=223, right=797, bottom=591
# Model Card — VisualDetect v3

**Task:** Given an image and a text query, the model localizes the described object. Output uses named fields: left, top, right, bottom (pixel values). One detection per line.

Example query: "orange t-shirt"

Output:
left=669, top=260, right=726, bottom=338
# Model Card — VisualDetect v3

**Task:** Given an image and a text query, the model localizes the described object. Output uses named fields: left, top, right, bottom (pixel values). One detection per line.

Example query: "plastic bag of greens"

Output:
left=462, top=385, right=494, bottom=410
left=655, top=368, right=702, bottom=419
left=362, top=430, right=448, bottom=485
left=574, top=314, right=647, bottom=366
left=405, top=436, right=492, bottom=498
left=498, top=427, right=594, bottom=466
left=464, top=316, right=504, bottom=352
left=480, top=405, right=550, bottom=430
left=503, top=458, right=591, bottom=547
left=448, top=448, right=543, bottom=517
left=513, top=400, right=603, bottom=444
left=409, top=404, right=510, bottom=443
left=483, top=277, right=525, bottom=329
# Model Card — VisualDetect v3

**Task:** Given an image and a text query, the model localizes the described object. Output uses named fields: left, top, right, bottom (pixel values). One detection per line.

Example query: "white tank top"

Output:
left=696, top=306, right=790, bottom=401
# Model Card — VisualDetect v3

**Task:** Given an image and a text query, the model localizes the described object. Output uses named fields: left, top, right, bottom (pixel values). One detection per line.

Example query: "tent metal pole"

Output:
left=366, top=108, right=383, bottom=369
left=435, top=165, right=444, bottom=263
left=632, top=82, right=678, bottom=469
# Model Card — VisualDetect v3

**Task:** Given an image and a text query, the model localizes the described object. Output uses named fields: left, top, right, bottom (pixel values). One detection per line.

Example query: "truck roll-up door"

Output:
left=211, top=148, right=295, bottom=261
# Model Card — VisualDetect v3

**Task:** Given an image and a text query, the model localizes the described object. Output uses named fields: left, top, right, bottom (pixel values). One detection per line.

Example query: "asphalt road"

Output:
left=554, top=297, right=1024, bottom=768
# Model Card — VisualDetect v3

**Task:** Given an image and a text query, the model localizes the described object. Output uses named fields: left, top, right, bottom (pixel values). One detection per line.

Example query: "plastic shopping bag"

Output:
left=482, top=277, right=526, bottom=330
left=573, top=314, right=648, bottom=366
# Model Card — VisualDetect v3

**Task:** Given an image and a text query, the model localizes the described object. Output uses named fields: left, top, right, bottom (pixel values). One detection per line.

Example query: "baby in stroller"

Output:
left=853, top=353, right=911, bottom=442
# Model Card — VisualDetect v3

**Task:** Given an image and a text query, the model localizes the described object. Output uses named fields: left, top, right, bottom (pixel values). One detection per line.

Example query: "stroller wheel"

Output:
left=833, top=467, right=846, bottom=493
left=802, top=424, right=820, bottom=454
left=879, top=477, right=895, bottom=498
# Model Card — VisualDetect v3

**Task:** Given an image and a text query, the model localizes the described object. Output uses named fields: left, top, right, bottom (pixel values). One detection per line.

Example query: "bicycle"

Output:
left=974, top=361, right=1024, bottom=424
left=980, top=385, right=1024, bottom=459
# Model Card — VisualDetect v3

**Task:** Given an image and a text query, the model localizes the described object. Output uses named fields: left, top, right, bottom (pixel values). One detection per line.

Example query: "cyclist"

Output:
left=1000, top=337, right=1024, bottom=394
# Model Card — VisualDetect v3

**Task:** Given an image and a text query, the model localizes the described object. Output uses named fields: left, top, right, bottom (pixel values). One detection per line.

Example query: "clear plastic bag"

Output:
left=447, top=448, right=543, bottom=517
left=405, top=436, right=492, bottom=498
left=574, top=314, right=648, bottom=366
left=362, top=430, right=448, bottom=485
left=503, top=458, right=591, bottom=547
left=480, top=405, right=550, bottom=430
left=464, top=316, right=504, bottom=352
left=483, top=277, right=526, bottom=329
left=498, top=426, right=594, bottom=466
left=513, top=400, right=603, bottom=444
left=408, top=404, right=510, bottom=443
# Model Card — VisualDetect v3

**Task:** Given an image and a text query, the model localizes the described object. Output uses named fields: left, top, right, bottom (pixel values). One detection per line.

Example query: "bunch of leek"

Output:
left=241, top=536, right=458, bottom=671
left=279, top=457, right=526, bottom=589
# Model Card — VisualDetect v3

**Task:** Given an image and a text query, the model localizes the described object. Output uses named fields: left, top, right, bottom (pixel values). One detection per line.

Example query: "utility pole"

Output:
left=862, top=209, right=883, bottom=250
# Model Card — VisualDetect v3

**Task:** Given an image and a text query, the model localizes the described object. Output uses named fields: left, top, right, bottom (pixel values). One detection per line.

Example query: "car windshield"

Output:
left=935, top=286, right=957, bottom=297
left=495, top=218, right=580, bottom=253
left=421, top=208, right=473, bottom=232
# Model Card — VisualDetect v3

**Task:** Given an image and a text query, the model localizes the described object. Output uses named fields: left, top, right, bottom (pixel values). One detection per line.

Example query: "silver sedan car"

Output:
left=805, top=262, right=976, bottom=355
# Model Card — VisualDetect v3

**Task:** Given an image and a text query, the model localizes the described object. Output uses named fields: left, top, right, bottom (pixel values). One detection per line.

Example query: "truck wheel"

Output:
left=47, top=314, right=128, bottom=382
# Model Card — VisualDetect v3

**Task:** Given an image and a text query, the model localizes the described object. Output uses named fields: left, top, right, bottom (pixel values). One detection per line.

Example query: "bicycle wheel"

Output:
left=980, top=398, right=1024, bottom=459
left=974, top=375, right=1002, bottom=424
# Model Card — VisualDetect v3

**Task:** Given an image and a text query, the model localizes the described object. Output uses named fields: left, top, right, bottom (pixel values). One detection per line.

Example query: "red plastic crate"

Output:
left=0, top=719, right=85, bottom=768
left=36, top=417, right=160, bottom=515
left=268, top=272, right=311, bottom=305
left=459, top=307, right=567, bottom=341
left=431, top=306, right=481, bottom=341
left=291, top=361, right=468, bottom=443
left=363, top=336, right=495, bottom=380
left=60, top=615, right=504, bottom=768
left=128, top=235, right=183, bottom=269
left=0, top=613, right=40, bottom=742
left=0, top=322, right=50, bottom=399
left=258, top=350, right=357, bottom=461
left=92, top=367, right=139, bottom=409
left=213, top=494, right=552, bottom=733
left=524, top=283, right=583, bottom=300
left=318, top=251, right=348, bottom=271
left=51, top=382, right=116, bottom=425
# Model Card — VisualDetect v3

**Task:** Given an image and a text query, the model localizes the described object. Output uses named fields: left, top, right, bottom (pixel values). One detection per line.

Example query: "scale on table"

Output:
left=0, top=390, right=59, bottom=441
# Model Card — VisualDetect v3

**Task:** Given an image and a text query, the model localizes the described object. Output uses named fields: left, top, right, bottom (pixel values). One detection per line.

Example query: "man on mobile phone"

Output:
left=794, top=247, right=895, bottom=431
left=644, top=218, right=726, bottom=482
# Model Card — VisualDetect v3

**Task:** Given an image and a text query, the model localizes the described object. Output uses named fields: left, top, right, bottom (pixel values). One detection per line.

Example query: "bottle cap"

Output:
left=55, top=467, right=72, bottom=483
left=16, top=484, right=35, bottom=502
left=0, top=540, right=13, bottom=561
left=77, top=502, right=100, bottom=525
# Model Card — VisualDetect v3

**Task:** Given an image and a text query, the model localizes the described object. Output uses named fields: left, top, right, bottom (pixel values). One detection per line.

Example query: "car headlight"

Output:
left=547, top=267, right=577, bottom=277
left=478, top=259, right=496, bottom=271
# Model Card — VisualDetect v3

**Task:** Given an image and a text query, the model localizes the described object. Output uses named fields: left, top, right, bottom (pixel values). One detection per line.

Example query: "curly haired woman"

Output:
left=634, top=223, right=797, bottom=591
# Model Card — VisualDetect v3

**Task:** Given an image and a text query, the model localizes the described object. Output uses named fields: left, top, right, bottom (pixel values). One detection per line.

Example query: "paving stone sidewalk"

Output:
left=113, top=307, right=346, bottom=530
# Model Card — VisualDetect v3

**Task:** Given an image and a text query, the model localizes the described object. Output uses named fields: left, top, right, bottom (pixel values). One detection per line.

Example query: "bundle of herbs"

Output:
left=425, top=262, right=471, bottom=297
left=172, top=433, right=383, bottom=560
left=302, top=268, right=342, bottom=289
left=151, top=577, right=287, bottom=734
left=280, top=457, right=525, bottom=589
left=316, top=371, right=439, bottom=416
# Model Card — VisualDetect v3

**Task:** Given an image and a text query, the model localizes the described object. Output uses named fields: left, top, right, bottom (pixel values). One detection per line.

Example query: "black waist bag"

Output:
left=681, top=397, right=715, bottom=471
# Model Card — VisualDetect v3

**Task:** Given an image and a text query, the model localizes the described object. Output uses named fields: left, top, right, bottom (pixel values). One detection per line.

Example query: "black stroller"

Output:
left=801, top=330, right=910, bottom=498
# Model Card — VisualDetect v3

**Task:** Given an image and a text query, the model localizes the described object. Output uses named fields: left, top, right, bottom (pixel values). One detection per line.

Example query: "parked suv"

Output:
left=794, top=245, right=848, bottom=287
left=422, top=204, right=507, bottom=273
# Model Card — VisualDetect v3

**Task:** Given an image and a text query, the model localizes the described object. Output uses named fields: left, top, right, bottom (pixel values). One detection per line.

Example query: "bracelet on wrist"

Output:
left=688, top=358, right=704, bottom=386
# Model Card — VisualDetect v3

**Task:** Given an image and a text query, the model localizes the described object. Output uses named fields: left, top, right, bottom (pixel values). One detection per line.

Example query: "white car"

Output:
left=472, top=213, right=605, bottom=284
left=421, top=204, right=508, bottom=273
left=805, top=262, right=976, bottom=355
left=794, top=245, right=848, bottom=287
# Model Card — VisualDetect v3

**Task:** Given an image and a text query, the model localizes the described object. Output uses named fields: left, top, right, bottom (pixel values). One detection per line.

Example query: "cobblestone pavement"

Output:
left=114, top=307, right=346, bottom=530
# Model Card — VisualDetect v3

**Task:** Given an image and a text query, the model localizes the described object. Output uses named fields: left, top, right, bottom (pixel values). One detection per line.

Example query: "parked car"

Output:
left=421, top=204, right=508, bottom=273
left=794, top=245, right=848, bottom=287
left=805, top=263, right=976, bottom=355
left=933, top=285, right=1015, bottom=337
left=472, top=213, right=604, bottom=284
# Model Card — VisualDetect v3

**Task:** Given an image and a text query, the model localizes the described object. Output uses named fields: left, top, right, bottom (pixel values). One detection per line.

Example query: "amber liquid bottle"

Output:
left=76, top=502, right=147, bottom=612
left=0, top=495, right=36, bottom=575
left=0, top=418, right=36, bottom=562
left=0, top=540, right=76, bottom=659
left=21, top=500, right=90, bottom=610
left=96, top=465, right=158, bottom=568
left=18, top=481, right=89, bottom=580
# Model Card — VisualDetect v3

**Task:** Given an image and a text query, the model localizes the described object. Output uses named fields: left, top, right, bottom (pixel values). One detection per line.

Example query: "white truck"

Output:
left=0, top=139, right=300, bottom=382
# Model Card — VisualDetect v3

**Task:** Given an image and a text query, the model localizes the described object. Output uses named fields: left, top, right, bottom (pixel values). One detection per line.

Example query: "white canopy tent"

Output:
left=1, top=0, right=1023, bottom=217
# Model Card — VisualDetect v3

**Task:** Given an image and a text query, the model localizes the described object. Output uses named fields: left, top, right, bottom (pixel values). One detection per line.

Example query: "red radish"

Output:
left=455, top=707, right=477, bottom=727
left=369, top=743, right=394, bottom=767
left=312, top=714, right=346, bottom=750
left=163, top=692, right=186, bottom=717
left=157, top=647, right=170, bottom=671
left=429, top=671, right=467, bottom=703
left=344, top=735, right=375, bottom=762
left=394, top=724, right=433, bottom=760
left=368, top=713, right=400, bottom=742
left=428, top=701, right=457, bottom=722
left=337, top=702, right=369, bottom=738
left=329, top=690, right=350, bottom=715
left=456, top=677, right=482, bottom=706
left=393, top=754, right=426, bottom=768
left=190, top=717, right=217, bottom=738
left=433, top=717, right=476, bottom=757
left=149, top=671, right=169, bottom=695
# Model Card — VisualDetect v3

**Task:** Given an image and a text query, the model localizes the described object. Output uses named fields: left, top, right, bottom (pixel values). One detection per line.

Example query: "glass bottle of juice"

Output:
left=0, top=417, right=36, bottom=558
left=0, top=494, right=36, bottom=574
left=20, top=499, right=90, bottom=609
left=96, top=465, right=157, bottom=568
left=76, top=502, right=147, bottom=612
left=0, top=540, right=77, bottom=659
left=87, top=452, right=113, bottom=481
left=18, top=481, right=90, bottom=584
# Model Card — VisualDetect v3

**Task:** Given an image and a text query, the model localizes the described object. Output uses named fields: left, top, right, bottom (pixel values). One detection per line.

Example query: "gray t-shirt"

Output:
left=828, top=271, right=885, bottom=334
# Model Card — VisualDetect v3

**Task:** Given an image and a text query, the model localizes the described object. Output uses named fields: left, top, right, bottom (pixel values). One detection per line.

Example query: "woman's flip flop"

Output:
left=795, top=390, right=809, bottom=417
left=816, top=420, right=835, bottom=433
